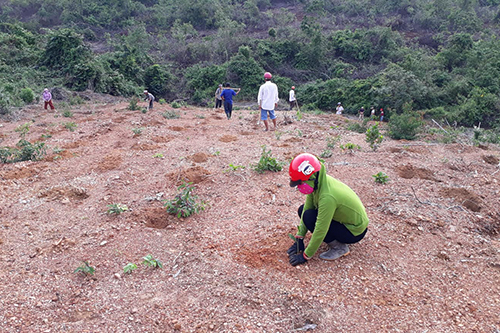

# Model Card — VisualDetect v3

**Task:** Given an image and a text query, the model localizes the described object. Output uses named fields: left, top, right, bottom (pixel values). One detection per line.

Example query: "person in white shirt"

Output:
left=289, top=86, right=296, bottom=111
left=336, top=102, right=344, bottom=115
left=258, top=72, right=279, bottom=131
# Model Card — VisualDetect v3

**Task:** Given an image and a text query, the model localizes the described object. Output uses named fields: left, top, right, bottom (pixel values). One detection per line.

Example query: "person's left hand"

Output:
left=289, top=253, right=307, bottom=266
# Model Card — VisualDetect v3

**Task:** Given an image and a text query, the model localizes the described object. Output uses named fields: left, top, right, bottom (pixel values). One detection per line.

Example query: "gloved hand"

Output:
left=287, top=238, right=305, bottom=256
left=289, top=253, right=307, bottom=266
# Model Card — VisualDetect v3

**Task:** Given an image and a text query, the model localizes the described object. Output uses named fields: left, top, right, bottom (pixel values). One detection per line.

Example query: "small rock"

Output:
left=100, top=241, right=107, bottom=246
left=114, top=273, right=121, bottom=280
left=131, top=308, right=138, bottom=314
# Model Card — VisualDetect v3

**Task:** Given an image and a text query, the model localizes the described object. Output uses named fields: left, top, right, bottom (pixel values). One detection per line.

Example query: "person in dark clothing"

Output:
left=220, top=83, right=240, bottom=120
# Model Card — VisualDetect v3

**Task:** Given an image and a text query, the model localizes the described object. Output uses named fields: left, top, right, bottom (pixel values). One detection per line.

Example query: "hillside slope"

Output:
left=0, top=100, right=499, bottom=332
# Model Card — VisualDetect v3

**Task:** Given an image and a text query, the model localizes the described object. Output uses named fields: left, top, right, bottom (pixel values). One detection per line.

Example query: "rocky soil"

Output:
left=0, top=98, right=499, bottom=332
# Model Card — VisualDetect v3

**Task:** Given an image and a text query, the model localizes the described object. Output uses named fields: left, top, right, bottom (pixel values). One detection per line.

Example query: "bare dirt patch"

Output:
left=151, top=136, right=174, bottom=143
left=483, top=154, right=499, bottom=165
left=1, top=165, right=45, bottom=180
left=131, top=143, right=161, bottom=151
left=169, top=126, right=184, bottom=132
left=38, top=185, right=89, bottom=202
left=219, top=135, right=238, bottom=142
left=189, top=152, right=209, bottom=163
left=138, top=207, right=173, bottom=229
left=397, top=164, right=439, bottom=181
left=96, top=151, right=123, bottom=172
left=439, top=187, right=482, bottom=212
left=167, top=165, right=211, bottom=184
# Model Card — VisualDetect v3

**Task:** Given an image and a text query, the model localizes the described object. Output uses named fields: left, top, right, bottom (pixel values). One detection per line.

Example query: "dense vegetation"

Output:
left=2, top=0, right=500, bottom=128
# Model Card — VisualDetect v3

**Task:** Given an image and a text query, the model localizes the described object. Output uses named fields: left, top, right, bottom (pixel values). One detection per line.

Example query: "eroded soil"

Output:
left=1, top=99, right=500, bottom=332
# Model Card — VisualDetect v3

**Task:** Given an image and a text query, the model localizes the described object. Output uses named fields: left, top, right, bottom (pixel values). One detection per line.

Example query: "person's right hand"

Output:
left=287, top=238, right=304, bottom=256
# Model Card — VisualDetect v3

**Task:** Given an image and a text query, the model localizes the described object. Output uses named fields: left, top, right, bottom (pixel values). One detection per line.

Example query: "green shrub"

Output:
left=0, top=139, right=46, bottom=163
left=63, top=122, right=77, bottom=132
left=128, top=96, right=140, bottom=111
left=162, top=110, right=180, bottom=119
left=253, top=145, right=283, bottom=173
left=19, top=88, right=34, bottom=103
left=366, top=124, right=384, bottom=151
left=373, top=172, right=389, bottom=184
left=347, top=122, right=367, bottom=133
left=339, top=143, right=361, bottom=153
left=74, top=261, right=95, bottom=276
left=164, top=182, right=205, bottom=218
left=171, top=101, right=181, bottom=108
left=388, top=112, right=423, bottom=140
left=62, top=110, right=74, bottom=118
left=320, top=149, right=333, bottom=158
left=106, top=203, right=129, bottom=215
left=142, top=255, right=163, bottom=269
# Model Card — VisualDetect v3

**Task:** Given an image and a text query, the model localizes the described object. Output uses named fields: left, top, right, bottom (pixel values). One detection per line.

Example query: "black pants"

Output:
left=215, top=99, right=222, bottom=108
left=298, top=205, right=367, bottom=244
left=224, top=101, right=233, bottom=119
left=149, top=100, right=153, bottom=109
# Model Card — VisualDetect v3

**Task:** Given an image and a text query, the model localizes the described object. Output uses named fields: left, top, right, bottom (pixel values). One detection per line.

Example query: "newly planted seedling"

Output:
left=162, top=110, right=180, bottom=119
left=123, top=263, right=138, bottom=274
left=132, top=128, right=143, bottom=136
left=366, top=124, right=384, bottom=151
left=74, top=261, right=95, bottom=276
left=63, top=122, right=77, bottom=132
left=340, top=143, right=361, bottom=154
left=153, top=153, right=164, bottom=158
left=142, top=255, right=163, bottom=269
left=164, top=182, right=206, bottom=218
left=106, top=203, right=129, bottom=215
left=62, top=110, right=74, bottom=118
left=373, top=172, right=389, bottom=184
left=15, top=122, right=30, bottom=138
left=253, top=145, right=283, bottom=174
left=225, top=163, right=245, bottom=172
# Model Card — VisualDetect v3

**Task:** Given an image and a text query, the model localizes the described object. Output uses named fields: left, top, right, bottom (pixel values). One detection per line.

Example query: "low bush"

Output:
left=388, top=112, right=423, bottom=140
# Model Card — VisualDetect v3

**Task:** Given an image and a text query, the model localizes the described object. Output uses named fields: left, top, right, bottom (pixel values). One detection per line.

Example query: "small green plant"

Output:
left=296, top=129, right=303, bottom=137
left=69, top=95, right=85, bottom=105
left=62, top=110, right=74, bottom=118
left=195, top=114, right=205, bottom=119
left=41, top=134, right=52, bottom=140
left=0, top=139, right=46, bottom=163
left=142, top=254, right=163, bottom=269
left=132, top=127, right=143, bottom=136
left=15, top=122, right=31, bottom=138
left=74, top=261, right=95, bottom=276
left=141, top=108, right=148, bottom=114
left=340, top=143, right=361, bottom=154
left=388, top=112, right=423, bottom=140
left=53, top=146, right=64, bottom=154
left=106, top=203, right=129, bottom=215
left=128, top=97, right=140, bottom=111
left=123, top=263, right=138, bottom=274
left=164, top=182, right=206, bottom=218
left=373, top=172, right=389, bottom=184
left=253, top=145, right=283, bottom=174
left=212, top=150, right=220, bottom=156
left=63, top=122, right=77, bottom=132
left=162, top=110, right=180, bottom=119
left=171, top=101, right=181, bottom=108
left=296, top=109, right=302, bottom=120
left=275, top=131, right=283, bottom=140
left=366, top=124, right=384, bottom=151
left=225, top=163, right=245, bottom=172
left=326, top=135, right=341, bottom=149
left=153, top=153, right=164, bottom=158
left=319, top=149, right=333, bottom=158
left=158, top=98, right=166, bottom=104
left=347, top=122, right=367, bottom=133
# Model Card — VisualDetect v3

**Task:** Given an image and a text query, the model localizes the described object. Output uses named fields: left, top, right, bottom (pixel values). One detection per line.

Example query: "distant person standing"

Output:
left=336, top=102, right=344, bottom=115
left=215, top=84, right=223, bottom=109
left=42, top=88, right=55, bottom=111
left=289, top=86, right=297, bottom=111
left=379, top=108, right=384, bottom=122
left=370, top=106, right=376, bottom=118
left=144, top=90, right=155, bottom=110
left=358, top=107, right=364, bottom=121
left=220, top=82, right=240, bottom=120
left=258, top=72, right=279, bottom=131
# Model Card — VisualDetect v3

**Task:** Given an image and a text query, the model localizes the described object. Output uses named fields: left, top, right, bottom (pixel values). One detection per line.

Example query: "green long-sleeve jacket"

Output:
left=297, top=163, right=369, bottom=258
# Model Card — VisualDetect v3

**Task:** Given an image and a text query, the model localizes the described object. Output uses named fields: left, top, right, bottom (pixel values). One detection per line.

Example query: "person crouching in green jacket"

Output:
left=287, top=153, right=369, bottom=266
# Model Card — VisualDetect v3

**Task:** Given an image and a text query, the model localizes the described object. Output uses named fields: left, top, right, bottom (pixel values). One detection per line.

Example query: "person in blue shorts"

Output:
left=257, top=72, right=279, bottom=131
left=220, top=83, right=240, bottom=120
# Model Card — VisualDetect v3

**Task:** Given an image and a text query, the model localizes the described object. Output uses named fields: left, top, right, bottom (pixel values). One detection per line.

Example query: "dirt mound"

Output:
left=170, top=126, right=184, bottom=132
left=1, top=165, right=45, bottom=180
left=131, top=143, right=161, bottom=151
left=397, top=164, right=438, bottom=181
left=439, top=187, right=482, bottom=212
left=482, top=154, right=499, bottom=165
left=239, top=131, right=254, bottom=136
left=151, top=136, right=174, bottom=143
left=167, top=166, right=210, bottom=184
left=189, top=152, right=209, bottom=163
left=97, top=151, right=123, bottom=172
left=140, top=207, right=172, bottom=229
left=219, top=135, right=238, bottom=142
left=38, top=185, right=89, bottom=202
left=235, top=231, right=290, bottom=270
